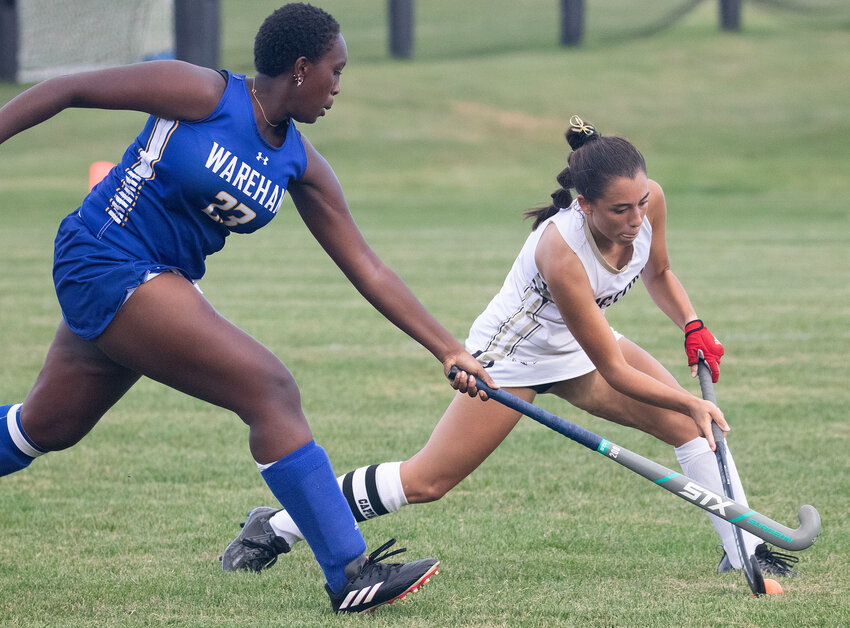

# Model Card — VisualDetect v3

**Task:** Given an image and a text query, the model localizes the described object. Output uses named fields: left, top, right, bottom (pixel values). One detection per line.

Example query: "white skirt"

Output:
left=465, top=327, right=623, bottom=388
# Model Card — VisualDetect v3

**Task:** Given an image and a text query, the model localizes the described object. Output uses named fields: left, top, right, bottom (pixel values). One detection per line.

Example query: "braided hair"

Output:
left=524, top=117, right=646, bottom=230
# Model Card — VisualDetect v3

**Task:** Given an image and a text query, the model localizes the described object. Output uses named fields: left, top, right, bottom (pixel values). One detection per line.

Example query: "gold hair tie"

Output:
left=569, top=115, right=595, bottom=136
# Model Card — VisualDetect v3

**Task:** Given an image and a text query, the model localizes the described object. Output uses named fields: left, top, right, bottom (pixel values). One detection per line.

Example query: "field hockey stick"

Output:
left=448, top=368, right=820, bottom=551
left=697, top=354, right=765, bottom=596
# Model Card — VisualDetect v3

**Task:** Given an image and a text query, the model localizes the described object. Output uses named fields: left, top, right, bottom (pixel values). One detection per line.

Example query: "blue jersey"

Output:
left=78, top=70, right=307, bottom=280
left=54, top=70, right=308, bottom=339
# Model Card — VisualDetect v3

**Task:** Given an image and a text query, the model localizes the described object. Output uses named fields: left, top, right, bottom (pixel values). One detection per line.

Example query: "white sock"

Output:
left=268, top=461, right=408, bottom=547
left=675, top=437, right=760, bottom=568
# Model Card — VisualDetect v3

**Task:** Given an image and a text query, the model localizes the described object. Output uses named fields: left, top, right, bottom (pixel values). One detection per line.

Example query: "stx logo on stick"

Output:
left=678, top=481, right=734, bottom=516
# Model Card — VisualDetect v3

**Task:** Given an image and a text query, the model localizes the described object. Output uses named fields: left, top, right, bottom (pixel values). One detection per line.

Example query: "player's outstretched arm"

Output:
left=289, top=137, right=495, bottom=395
left=0, top=61, right=224, bottom=146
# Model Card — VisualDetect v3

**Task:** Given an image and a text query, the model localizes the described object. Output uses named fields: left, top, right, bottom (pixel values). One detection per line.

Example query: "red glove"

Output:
left=685, top=319, right=724, bottom=382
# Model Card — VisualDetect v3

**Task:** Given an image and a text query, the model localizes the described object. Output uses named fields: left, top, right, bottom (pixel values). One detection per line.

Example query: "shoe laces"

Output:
left=755, top=544, right=799, bottom=576
left=356, top=539, right=407, bottom=576
left=241, top=535, right=289, bottom=568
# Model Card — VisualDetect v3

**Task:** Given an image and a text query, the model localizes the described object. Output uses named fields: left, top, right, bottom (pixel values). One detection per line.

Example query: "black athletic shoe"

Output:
left=327, top=539, right=439, bottom=614
left=716, top=550, right=735, bottom=573
left=716, top=543, right=799, bottom=577
left=220, top=507, right=291, bottom=572
left=754, top=543, right=799, bottom=577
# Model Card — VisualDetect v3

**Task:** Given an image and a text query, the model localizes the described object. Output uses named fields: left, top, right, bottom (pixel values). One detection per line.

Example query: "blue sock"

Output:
left=1, top=404, right=46, bottom=477
left=261, top=440, right=367, bottom=593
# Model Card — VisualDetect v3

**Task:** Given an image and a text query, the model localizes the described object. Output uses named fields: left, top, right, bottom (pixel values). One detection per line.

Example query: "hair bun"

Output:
left=565, top=115, right=600, bottom=151
left=551, top=188, right=573, bottom=209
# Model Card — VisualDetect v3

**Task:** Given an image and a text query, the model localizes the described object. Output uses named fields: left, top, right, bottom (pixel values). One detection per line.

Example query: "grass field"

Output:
left=1, top=1, right=849, bottom=626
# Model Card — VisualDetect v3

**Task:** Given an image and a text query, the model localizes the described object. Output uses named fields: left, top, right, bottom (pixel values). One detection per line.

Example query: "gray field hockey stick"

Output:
left=447, top=367, right=820, bottom=551
left=697, top=354, right=765, bottom=596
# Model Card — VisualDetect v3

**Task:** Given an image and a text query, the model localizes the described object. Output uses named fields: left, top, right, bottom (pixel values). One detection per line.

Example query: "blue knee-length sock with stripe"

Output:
left=1, top=404, right=47, bottom=476
left=260, top=439, right=367, bottom=593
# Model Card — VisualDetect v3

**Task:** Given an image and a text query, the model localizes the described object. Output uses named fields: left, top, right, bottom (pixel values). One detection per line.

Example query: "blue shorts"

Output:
left=53, top=212, right=185, bottom=340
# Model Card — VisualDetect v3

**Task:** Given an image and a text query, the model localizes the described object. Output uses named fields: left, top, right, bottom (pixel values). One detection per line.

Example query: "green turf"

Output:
left=1, top=1, right=848, bottom=626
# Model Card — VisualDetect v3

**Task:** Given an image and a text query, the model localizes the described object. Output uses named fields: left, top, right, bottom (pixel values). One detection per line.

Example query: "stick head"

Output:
left=746, top=554, right=767, bottom=597
left=789, top=504, right=821, bottom=550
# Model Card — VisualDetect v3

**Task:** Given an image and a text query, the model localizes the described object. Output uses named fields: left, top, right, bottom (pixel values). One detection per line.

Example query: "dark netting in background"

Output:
left=356, top=0, right=847, bottom=61
left=748, top=0, right=850, bottom=30
left=585, top=0, right=705, bottom=43
left=587, top=0, right=850, bottom=42
left=386, top=0, right=708, bottom=60
left=750, top=0, right=850, bottom=17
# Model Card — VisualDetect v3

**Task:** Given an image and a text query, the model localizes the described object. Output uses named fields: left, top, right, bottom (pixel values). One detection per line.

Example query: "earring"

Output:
left=293, top=75, right=303, bottom=87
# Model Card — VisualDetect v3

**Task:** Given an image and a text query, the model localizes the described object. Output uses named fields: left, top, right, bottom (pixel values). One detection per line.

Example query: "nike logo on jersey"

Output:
left=338, top=582, right=384, bottom=610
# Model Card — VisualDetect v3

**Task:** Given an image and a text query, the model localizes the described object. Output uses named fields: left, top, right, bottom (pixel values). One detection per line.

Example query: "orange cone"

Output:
left=88, top=161, right=116, bottom=191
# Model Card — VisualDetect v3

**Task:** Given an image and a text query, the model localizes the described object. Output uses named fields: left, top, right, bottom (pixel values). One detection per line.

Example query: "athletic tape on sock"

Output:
left=340, top=462, right=406, bottom=521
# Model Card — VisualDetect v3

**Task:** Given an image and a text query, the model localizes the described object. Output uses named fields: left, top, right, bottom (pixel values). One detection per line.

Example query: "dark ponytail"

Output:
left=524, top=116, right=646, bottom=230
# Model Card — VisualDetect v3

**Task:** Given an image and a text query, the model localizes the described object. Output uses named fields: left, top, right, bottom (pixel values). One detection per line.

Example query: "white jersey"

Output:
left=465, top=200, right=652, bottom=387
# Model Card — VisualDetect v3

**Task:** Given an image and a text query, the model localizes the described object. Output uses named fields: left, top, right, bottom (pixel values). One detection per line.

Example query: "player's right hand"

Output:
left=444, top=353, right=496, bottom=400
left=688, top=397, right=728, bottom=451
